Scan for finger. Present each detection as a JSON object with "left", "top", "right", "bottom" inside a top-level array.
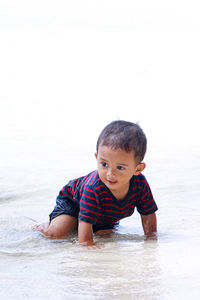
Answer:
[{"left": 87, "top": 243, "right": 104, "bottom": 250}]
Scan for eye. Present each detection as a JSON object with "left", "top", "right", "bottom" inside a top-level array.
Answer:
[
  {"left": 101, "top": 162, "right": 108, "bottom": 167},
  {"left": 117, "top": 166, "right": 125, "bottom": 171}
]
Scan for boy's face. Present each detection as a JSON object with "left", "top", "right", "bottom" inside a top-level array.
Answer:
[{"left": 95, "top": 144, "right": 145, "bottom": 200}]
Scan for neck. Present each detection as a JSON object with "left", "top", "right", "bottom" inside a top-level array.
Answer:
[{"left": 111, "top": 183, "right": 130, "bottom": 201}]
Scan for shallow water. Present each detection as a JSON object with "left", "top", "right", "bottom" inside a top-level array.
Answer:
[{"left": 1, "top": 141, "right": 200, "bottom": 299}]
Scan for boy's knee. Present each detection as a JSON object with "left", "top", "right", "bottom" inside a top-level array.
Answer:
[
  {"left": 39, "top": 215, "right": 77, "bottom": 239},
  {"left": 45, "top": 227, "right": 67, "bottom": 239}
]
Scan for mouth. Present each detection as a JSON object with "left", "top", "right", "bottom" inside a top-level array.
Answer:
[{"left": 107, "top": 179, "right": 117, "bottom": 185}]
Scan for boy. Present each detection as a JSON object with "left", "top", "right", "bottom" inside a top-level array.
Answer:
[{"left": 33, "top": 120, "right": 158, "bottom": 246}]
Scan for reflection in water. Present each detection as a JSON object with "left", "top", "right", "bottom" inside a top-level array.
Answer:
[
  {"left": 0, "top": 214, "right": 162, "bottom": 299},
  {"left": 56, "top": 237, "right": 161, "bottom": 299}
]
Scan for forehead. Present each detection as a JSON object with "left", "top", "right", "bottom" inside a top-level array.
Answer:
[{"left": 97, "top": 145, "right": 136, "bottom": 163}]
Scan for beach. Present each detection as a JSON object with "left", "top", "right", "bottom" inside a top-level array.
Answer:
[{"left": 1, "top": 1, "right": 200, "bottom": 299}]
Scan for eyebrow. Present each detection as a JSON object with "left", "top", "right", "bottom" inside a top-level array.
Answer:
[
  {"left": 116, "top": 163, "right": 128, "bottom": 166},
  {"left": 99, "top": 157, "right": 128, "bottom": 166}
]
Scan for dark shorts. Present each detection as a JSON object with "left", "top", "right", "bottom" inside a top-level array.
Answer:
[
  {"left": 49, "top": 197, "right": 119, "bottom": 233},
  {"left": 49, "top": 196, "right": 79, "bottom": 222}
]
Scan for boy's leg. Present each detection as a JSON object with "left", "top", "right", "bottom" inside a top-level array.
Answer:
[{"left": 33, "top": 214, "right": 77, "bottom": 239}]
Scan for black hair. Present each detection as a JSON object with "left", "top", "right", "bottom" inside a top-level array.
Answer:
[{"left": 96, "top": 120, "right": 147, "bottom": 163}]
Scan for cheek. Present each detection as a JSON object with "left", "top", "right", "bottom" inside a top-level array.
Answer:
[
  {"left": 97, "top": 165, "right": 105, "bottom": 175},
  {"left": 99, "top": 168, "right": 106, "bottom": 176},
  {"left": 119, "top": 171, "right": 133, "bottom": 181},
  {"left": 98, "top": 170, "right": 106, "bottom": 183}
]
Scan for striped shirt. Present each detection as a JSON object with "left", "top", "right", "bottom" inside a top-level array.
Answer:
[{"left": 58, "top": 170, "right": 157, "bottom": 227}]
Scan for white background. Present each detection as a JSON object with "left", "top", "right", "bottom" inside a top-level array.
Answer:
[{"left": 1, "top": 0, "right": 200, "bottom": 156}]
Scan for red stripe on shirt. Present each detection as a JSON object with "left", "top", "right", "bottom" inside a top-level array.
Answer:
[
  {"left": 98, "top": 214, "right": 119, "bottom": 221},
  {"left": 95, "top": 184, "right": 106, "bottom": 190},
  {"left": 142, "top": 204, "right": 157, "bottom": 213},
  {"left": 80, "top": 207, "right": 101, "bottom": 216},
  {"left": 136, "top": 179, "right": 146, "bottom": 183},
  {"left": 141, "top": 190, "right": 149, "bottom": 200},
  {"left": 72, "top": 180, "right": 77, "bottom": 194},
  {"left": 84, "top": 187, "right": 98, "bottom": 197},
  {"left": 100, "top": 197, "right": 113, "bottom": 201},
  {"left": 80, "top": 199, "right": 100, "bottom": 210},
  {"left": 132, "top": 186, "right": 138, "bottom": 191},
  {"left": 65, "top": 186, "right": 74, "bottom": 201},
  {"left": 98, "top": 191, "right": 108, "bottom": 196},
  {"left": 103, "top": 208, "right": 130, "bottom": 215},
  {"left": 102, "top": 203, "right": 131, "bottom": 210},
  {"left": 61, "top": 189, "right": 65, "bottom": 196},
  {"left": 80, "top": 193, "right": 97, "bottom": 201},
  {"left": 142, "top": 198, "right": 154, "bottom": 207},
  {"left": 128, "top": 193, "right": 140, "bottom": 201},
  {"left": 142, "top": 182, "right": 148, "bottom": 192},
  {"left": 79, "top": 213, "right": 97, "bottom": 222},
  {"left": 90, "top": 171, "right": 97, "bottom": 185}
]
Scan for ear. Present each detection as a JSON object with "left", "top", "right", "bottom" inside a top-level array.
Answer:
[
  {"left": 134, "top": 162, "right": 146, "bottom": 175},
  {"left": 95, "top": 153, "right": 98, "bottom": 159}
]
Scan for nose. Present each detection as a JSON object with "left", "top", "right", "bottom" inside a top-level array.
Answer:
[{"left": 107, "top": 167, "right": 116, "bottom": 178}]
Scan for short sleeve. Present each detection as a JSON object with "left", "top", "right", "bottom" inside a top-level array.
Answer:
[
  {"left": 78, "top": 186, "right": 101, "bottom": 224},
  {"left": 136, "top": 177, "right": 158, "bottom": 215}
]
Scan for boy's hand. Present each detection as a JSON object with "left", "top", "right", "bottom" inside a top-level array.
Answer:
[
  {"left": 78, "top": 220, "right": 104, "bottom": 249},
  {"left": 140, "top": 212, "right": 157, "bottom": 240},
  {"left": 80, "top": 241, "right": 104, "bottom": 250}
]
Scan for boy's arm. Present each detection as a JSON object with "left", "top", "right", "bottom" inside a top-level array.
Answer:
[
  {"left": 78, "top": 220, "right": 95, "bottom": 246},
  {"left": 140, "top": 212, "right": 157, "bottom": 240}
]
